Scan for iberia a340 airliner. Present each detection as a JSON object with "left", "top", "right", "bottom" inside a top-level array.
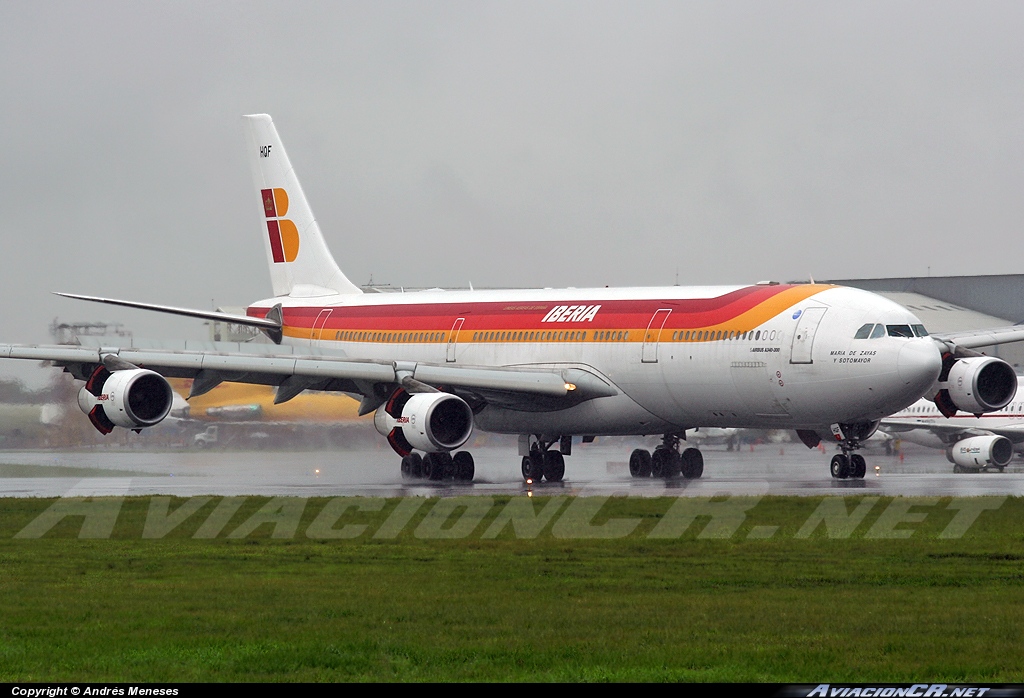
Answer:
[{"left": 6, "top": 115, "right": 1024, "bottom": 482}]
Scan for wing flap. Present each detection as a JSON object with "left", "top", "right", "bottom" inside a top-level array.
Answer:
[{"left": 413, "top": 364, "right": 567, "bottom": 396}]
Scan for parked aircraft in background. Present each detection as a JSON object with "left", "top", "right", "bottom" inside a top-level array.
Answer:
[
  {"left": 686, "top": 427, "right": 740, "bottom": 450},
  {"left": 3, "top": 115, "right": 1024, "bottom": 482},
  {"left": 169, "top": 380, "right": 364, "bottom": 423},
  {"left": 881, "top": 391, "right": 1024, "bottom": 472}
]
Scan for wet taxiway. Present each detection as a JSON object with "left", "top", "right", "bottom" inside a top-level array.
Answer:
[{"left": 0, "top": 442, "right": 1021, "bottom": 498}]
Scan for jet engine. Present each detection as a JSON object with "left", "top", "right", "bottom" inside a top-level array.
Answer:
[
  {"left": 374, "top": 389, "right": 474, "bottom": 455},
  {"left": 78, "top": 367, "right": 175, "bottom": 434},
  {"left": 946, "top": 435, "right": 1013, "bottom": 470},
  {"left": 936, "top": 356, "right": 1017, "bottom": 416}
]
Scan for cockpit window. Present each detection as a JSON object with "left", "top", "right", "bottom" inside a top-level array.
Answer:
[
  {"left": 886, "top": 324, "right": 914, "bottom": 338},
  {"left": 856, "top": 323, "right": 924, "bottom": 339}
]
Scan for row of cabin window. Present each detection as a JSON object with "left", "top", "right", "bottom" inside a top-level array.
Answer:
[
  {"left": 333, "top": 329, "right": 617, "bottom": 343},
  {"left": 670, "top": 329, "right": 776, "bottom": 342},
  {"left": 333, "top": 331, "right": 447, "bottom": 343},
  {"left": 472, "top": 330, "right": 603, "bottom": 342},
  {"left": 471, "top": 329, "right": 771, "bottom": 342},
  {"left": 907, "top": 403, "right": 1023, "bottom": 414},
  {"left": 330, "top": 328, "right": 775, "bottom": 343}
]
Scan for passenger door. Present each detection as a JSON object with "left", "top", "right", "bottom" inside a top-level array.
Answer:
[
  {"left": 641, "top": 309, "right": 673, "bottom": 363},
  {"left": 789, "top": 307, "right": 827, "bottom": 364}
]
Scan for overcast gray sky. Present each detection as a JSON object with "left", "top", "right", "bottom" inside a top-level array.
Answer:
[{"left": 2, "top": 1, "right": 1023, "bottom": 384}]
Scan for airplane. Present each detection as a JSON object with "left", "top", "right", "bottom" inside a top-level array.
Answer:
[
  {"left": 168, "top": 379, "right": 365, "bottom": 423},
  {"left": 4, "top": 113, "right": 1024, "bottom": 483},
  {"left": 880, "top": 388, "right": 1024, "bottom": 472},
  {"left": 684, "top": 427, "right": 740, "bottom": 450}
]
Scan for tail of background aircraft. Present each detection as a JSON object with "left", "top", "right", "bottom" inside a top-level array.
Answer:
[{"left": 242, "top": 114, "right": 362, "bottom": 297}]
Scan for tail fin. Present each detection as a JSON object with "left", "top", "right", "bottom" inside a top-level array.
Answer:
[{"left": 242, "top": 114, "right": 361, "bottom": 297}]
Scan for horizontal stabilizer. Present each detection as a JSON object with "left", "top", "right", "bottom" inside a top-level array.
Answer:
[{"left": 54, "top": 292, "right": 283, "bottom": 343}]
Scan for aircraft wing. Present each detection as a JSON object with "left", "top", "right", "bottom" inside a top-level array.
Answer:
[
  {"left": 931, "top": 326, "right": 1024, "bottom": 351},
  {"left": 0, "top": 339, "right": 617, "bottom": 415},
  {"left": 879, "top": 418, "right": 1024, "bottom": 444}
]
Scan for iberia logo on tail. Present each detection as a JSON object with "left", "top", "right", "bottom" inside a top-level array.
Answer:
[{"left": 262, "top": 188, "right": 299, "bottom": 263}]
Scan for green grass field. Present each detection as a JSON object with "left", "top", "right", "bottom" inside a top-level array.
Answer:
[{"left": 0, "top": 494, "right": 1021, "bottom": 682}]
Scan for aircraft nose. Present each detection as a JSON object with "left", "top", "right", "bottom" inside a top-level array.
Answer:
[{"left": 897, "top": 340, "right": 942, "bottom": 392}]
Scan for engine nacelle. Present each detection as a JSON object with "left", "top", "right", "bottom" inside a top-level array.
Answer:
[
  {"left": 374, "top": 390, "right": 474, "bottom": 454},
  {"left": 78, "top": 368, "right": 175, "bottom": 433},
  {"left": 941, "top": 356, "right": 1017, "bottom": 415},
  {"left": 946, "top": 435, "right": 1013, "bottom": 469}
]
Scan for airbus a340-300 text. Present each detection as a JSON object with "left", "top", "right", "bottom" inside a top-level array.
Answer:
[{"left": 6, "top": 115, "right": 1024, "bottom": 482}]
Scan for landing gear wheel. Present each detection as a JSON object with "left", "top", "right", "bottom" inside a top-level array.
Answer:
[
  {"left": 400, "top": 454, "right": 415, "bottom": 479},
  {"left": 453, "top": 451, "right": 475, "bottom": 481},
  {"left": 522, "top": 453, "right": 545, "bottom": 482},
  {"left": 401, "top": 453, "right": 424, "bottom": 479},
  {"left": 651, "top": 448, "right": 667, "bottom": 478},
  {"left": 680, "top": 448, "right": 704, "bottom": 479},
  {"left": 543, "top": 450, "right": 565, "bottom": 482},
  {"left": 851, "top": 454, "right": 867, "bottom": 479},
  {"left": 441, "top": 452, "right": 456, "bottom": 479},
  {"left": 666, "top": 450, "right": 682, "bottom": 478},
  {"left": 629, "top": 449, "right": 652, "bottom": 478},
  {"left": 423, "top": 452, "right": 448, "bottom": 481},
  {"left": 651, "top": 448, "right": 681, "bottom": 478},
  {"left": 830, "top": 454, "right": 850, "bottom": 479}
]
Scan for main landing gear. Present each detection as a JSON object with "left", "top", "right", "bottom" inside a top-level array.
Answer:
[
  {"left": 629, "top": 434, "right": 704, "bottom": 480},
  {"left": 400, "top": 451, "right": 475, "bottom": 482},
  {"left": 521, "top": 438, "right": 566, "bottom": 483},
  {"left": 516, "top": 433, "right": 705, "bottom": 484}
]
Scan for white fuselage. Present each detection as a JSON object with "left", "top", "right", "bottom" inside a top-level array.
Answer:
[{"left": 249, "top": 283, "right": 943, "bottom": 437}]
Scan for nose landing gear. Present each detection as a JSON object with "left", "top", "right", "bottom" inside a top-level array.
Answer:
[
  {"left": 828, "top": 423, "right": 874, "bottom": 480},
  {"left": 830, "top": 452, "right": 867, "bottom": 479},
  {"left": 801, "top": 425, "right": 872, "bottom": 480}
]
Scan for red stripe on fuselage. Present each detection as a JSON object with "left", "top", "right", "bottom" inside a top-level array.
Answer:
[{"left": 247, "top": 285, "right": 803, "bottom": 333}]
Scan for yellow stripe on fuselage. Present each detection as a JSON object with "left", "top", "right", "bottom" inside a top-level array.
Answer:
[{"left": 277, "top": 285, "right": 833, "bottom": 344}]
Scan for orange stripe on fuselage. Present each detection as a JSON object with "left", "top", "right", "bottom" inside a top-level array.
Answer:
[{"left": 257, "top": 284, "right": 834, "bottom": 343}]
